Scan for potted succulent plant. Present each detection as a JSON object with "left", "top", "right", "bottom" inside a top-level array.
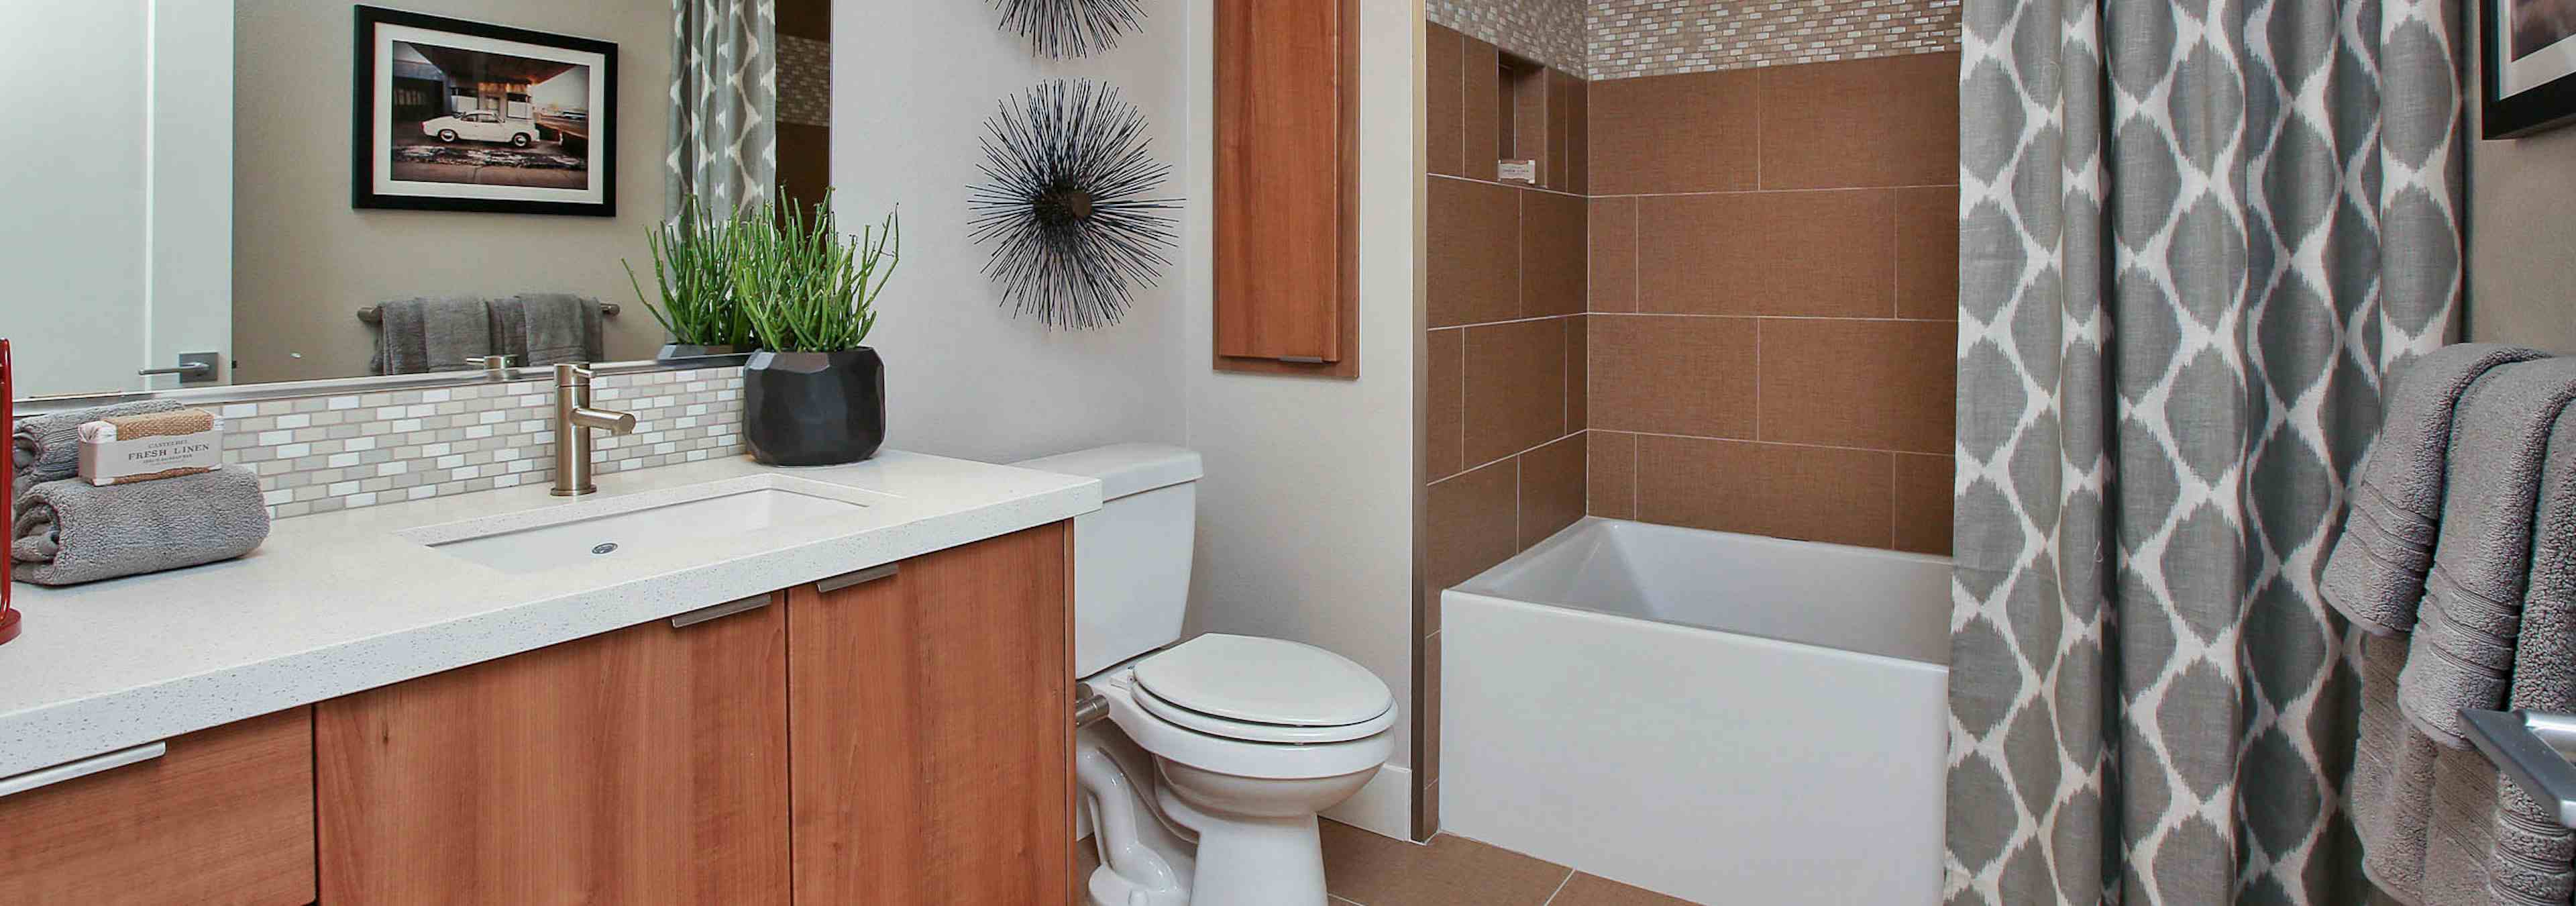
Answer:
[
  {"left": 627, "top": 195, "right": 753, "bottom": 359},
  {"left": 734, "top": 193, "right": 900, "bottom": 466}
]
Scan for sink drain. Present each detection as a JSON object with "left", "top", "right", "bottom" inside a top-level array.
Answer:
[{"left": 592, "top": 542, "right": 619, "bottom": 556}]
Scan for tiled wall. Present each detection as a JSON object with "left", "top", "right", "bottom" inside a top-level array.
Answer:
[
  {"left": 1428, "top": 0, "right": 1587, "bottom": 76},
  {"left": 211, "top": 366, "right": 745, "bottom": 519},
  {"left": 1585, "top": 51, "right": 1959, "bottom": 553},
  {"left": 1417, "top": 21, "right": 1592, "bottom": 839},
  {"left": 1586, "top": 0, "right": 1962, "bottom": 80}
]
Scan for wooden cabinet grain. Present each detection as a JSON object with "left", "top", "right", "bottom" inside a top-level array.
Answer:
[
  {"left": 315, "top": 597, "right": 791, "bottom": 905},
  {"left": 0, "top": 706, "right": 315, "bottom": 906},
  {"left": 1213, "top": 0, "right": 1359, "bottom": 377},
  {"left": 788, "top": 522, "right": 1075, "bottom": 904}
]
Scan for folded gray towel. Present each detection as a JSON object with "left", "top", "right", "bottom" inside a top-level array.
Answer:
[
  {"left": 2325, "top": 343, "right": 2549, "bottom": 636},
  {"left": 2356, "top": 633, "right": 2441, "bottom": 903},
  {"left": 370, "top": 296, "right": 493, "bottom": 375},
  {"left": 11, "top": 399, "right": 184, "bottom": 491},
  {"left": 10, "top": 466, "right": 270, "bottom": 585},
  {"left": 2357, "top": 405, "right": 2576, "bottom": 906},
  {"left": 2399, "top": 358, "right": 2576, "bottom": 748},
  {"left": 492, "top": 293, "right": 603, "bottom": 366}
]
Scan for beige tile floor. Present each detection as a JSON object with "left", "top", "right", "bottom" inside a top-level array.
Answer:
[{"left": 1076, "top": 819, "right": 1701, "bottom": 905}]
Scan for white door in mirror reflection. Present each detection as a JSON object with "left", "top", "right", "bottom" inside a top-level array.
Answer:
[
  {"left": 0, "top": 0, "right": 231, "bottom": 398},
  {"left": 421, "top": 111, "right": 538, "bottom": 148}
]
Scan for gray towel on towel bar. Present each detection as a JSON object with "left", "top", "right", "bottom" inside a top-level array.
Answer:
[
  {"left": 10, "top": 399, "right": 184, "bottom": 496},
  {"left": 370, "top": 296, "right": 493, "bottom": 375},
  {"left": 2355, "top": 632, "right": 2443, "bottom": 903},
  {"left": 2324, "top": 343, "right": 2549, "bottom": 636},
  {"left": 9, "top": 466, "right": 270, "bottom": 586},
  {"left": 2400, "top": 358, "right": 2576, "bottom": 749},
  {"left": 2465, "top": 404, "right": 2576, "bottom": 904},
  {"left": 490, "top": 293, "right": 603, "bottom": 366}
]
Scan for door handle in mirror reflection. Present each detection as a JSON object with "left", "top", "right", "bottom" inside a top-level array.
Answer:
[
  {"left": 136, "top": 352, "right": 220, "bottom": 386},
  {"left": 0, "top": 740, "right": 168, "bottom": 799},
  {"left": 815, "top": 563, "right": 899, "bottom": 595}
]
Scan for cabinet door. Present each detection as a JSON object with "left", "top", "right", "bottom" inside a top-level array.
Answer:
[
  {"left": 317, "top": 598, "right": 790, "bottom": 905},
  {"left": 1212, "top": 0, "right": 1358, "bottom": 376},
  {"left": 0, "top": 707, "right": 315, "bottom": 906},
  {"left": 790, "top": 523, "right": 1074, "bottom": 904}
]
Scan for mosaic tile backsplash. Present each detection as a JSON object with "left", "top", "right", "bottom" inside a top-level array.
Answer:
[
  {"left": 1585, "top": 0, "right": 1962, "bottom": 80},
  {"left": 208, "top": 366, "right": 744, "bottom": 519},
  {"left": 1430, "top": 0, "right": 1588, "bottom": 74}
]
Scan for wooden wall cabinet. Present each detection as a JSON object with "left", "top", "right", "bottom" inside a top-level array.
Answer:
[
  {"left": 1214, "top": 0, "right": 1360, "bottom": 378},
  {"left": 316, "top": 593, "right": 793, "bottom": 905},
  {"left": 0, "top": 707, "right": 316, "bottom": 906}
]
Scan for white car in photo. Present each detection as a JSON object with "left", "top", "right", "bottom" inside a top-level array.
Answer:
[{"left": 421, "top": 110, "right": 537, "bottom": 148}]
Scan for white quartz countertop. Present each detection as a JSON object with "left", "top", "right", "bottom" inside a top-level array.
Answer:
[{"left": 0, "top": 450, "right": 1102, "bottom": 778}]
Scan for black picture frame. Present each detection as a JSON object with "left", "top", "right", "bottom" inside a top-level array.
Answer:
[
  {"left": 2484, "top": 0, "right": 2576, "bottom": 138},
  {"left": 351, "top": 5, "right": 618, "bottom": 216}
]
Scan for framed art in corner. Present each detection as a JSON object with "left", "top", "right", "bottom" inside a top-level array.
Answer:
[
  {"left": 2486, "top": 0, "right": 2576, "bottom": 138},
  {"left": 351, "top": 5, "right": 617, "bottom": 215}
]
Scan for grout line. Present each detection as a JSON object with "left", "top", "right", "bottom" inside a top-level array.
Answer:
[
  {"left": 1585, "top": 311, "right": 1956, "bottom": 323},
  {"left": 1540, "top": 867, "right": 1578, "bottom": 905},
  {"left": 1888, "top": 190, "right": 1902, "bottom": 318},
  {"left": 1630, "top": 429, "right": 1641, "bottom": 517},
  {"left": 1889, "top": 454, "right": 1902, "bottom": 549},
  {"left": 1432, "top": 313, "right": 1588, "bottom": 331},
  {"left": 1515, "top": 189, "right": 1527, "bottom": 317},
  {"left": 1591, "top": 183, "right": 1961, "bottom": 199},
  {"left": 1592, "top": 427, "right": 1935, "bottom": 458},
  {"left": 1628, "top": 197, "right": 1639, "bottom": 314},
  {"left": 1752, "top": 319, "right": 1764, "bottom": 441},
  {"left": 1429, "top": 430, "right": 1584, "bottom": 487}
]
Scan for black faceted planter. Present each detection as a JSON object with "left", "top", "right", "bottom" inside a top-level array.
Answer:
[{"left": 743, "top": 349, "right": 885, "bottom": 466}]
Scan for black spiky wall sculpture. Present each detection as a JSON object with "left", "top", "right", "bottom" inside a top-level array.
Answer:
[
  {"left": 991, "top": 0, "right": 1145, "bottom": 59},
  {"left": 968, "top": 79, "right": 1180, "bottom": 330}
]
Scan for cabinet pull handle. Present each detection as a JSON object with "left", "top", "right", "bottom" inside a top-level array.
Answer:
[
  {"left": 669, "top": 592, "right": 773, "bottom": 629},
  {"left": 1277, "top": 355, "right": 1326, "bottom": 364},
  {"left": 0, "top": 741, "right": 168, "bottom": 799},
  {"left": 816, "top": 562, "right": 899, "bottom": 594}
]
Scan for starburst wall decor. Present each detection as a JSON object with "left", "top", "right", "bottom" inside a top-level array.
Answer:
[
  {"left": 968, "top": 79, "right": 1180, "bottom": 330},
  {"left": 991, "top": 0, "right": 1145, "bottom": 59}
]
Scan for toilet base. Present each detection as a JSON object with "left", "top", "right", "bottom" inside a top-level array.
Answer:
[
  {"left": 1077, "top": 726, "right": 1383, "bottom": 906},
  {"left": 1156, "top": 789, "right": 1328, "bottom": 906}
]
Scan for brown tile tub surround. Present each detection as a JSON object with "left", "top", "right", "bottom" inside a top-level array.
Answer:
[{"left": 1585, "top": 51, "right": 1960, "bottom": 557}]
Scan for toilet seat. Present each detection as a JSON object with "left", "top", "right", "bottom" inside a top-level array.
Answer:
[
  {"left": 1132, "top": 634, "right": 1393, "bottom": 727},
  {"left": 1131, "top": 682, "right": 1396, "bottom": 744}
]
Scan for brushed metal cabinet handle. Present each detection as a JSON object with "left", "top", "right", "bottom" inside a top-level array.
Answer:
[
  {"left": 816, "top": 563, "right": 899, "bottom": 595},
  {"left": 669, "top": 592, "right": 774, "bottom": 629},
  {"left": 0, "top": 741, "right": 168, "bottom": 799}
]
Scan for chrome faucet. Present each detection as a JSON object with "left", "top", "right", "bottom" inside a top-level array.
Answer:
[{"left": 551, "top": 364, "right": 637, "bottom": 497}]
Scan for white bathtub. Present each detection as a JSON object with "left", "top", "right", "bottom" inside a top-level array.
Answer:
[{"left": 1440, "top": 517, "right": 1950, "bottom": 905}]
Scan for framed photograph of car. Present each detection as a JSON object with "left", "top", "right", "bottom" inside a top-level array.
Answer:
[
  {"left": 351, "top": 6, "right": 616, "bottom": 215},
  {"left": 2486, "top": 0, "right": 2576, "bottom": 137}
]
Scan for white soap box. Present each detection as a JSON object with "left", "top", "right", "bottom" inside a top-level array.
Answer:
[{"left": 77, "top": 417, "right": 227, "bottom": 486}]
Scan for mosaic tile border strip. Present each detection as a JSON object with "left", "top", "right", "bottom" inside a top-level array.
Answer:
[
  {"left": 779, "top": 34, "right": 830, "bottom": 128},
  {"left": 1585, "top": 0, "right": 1962, "bottom": 81},
  {"left": 1430, "top": 0, "right": 1588, "bottom": 74},
  {"left": 210, "top": 366, "right": 745, "bottom": 520}
]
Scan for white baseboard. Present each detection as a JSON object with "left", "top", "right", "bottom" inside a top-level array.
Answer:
[{"left": 1319, "top": 763, "right": 1412, "bottom": 840}]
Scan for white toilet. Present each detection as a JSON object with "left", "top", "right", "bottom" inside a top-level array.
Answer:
[{"left": 1014, "top": 444, "right": 1395, "bottom": 906}]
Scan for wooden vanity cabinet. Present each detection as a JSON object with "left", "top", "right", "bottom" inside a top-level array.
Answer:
[
  {"left": 315, "top": 595, "right": 792, "bottom": 905},
  {"left": 0, "top": 707, "right": 316, "bottom": 906},
  {"left": 788, "top": 521, "right": 1075, "bottom": 904}
]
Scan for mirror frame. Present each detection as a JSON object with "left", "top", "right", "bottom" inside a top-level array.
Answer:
[{"left": 13, "top": 354, "right": 749, "bottom": 417}]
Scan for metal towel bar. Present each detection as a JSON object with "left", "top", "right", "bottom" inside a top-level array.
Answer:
[{"left": 358, "top": 301, "right": 621, "bottom": 323}]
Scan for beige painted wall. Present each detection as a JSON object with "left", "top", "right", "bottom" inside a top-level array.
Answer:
[
  {"left": 232, "top": 0, "right": 670, "bottom": 384},
  {"left": 2468, "top": 19, "right": 2576, "bottom": 353}
]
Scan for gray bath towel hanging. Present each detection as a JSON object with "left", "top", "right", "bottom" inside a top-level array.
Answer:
[{"left": 369, "top": 296, "right": 494, "bottom": 375}]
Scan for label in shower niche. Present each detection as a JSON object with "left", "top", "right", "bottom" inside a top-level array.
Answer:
[{"left": 1497, "top": 160, "right": 1539, "bottom": 184}]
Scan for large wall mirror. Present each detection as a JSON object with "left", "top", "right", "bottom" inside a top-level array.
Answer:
[{"left": 1, "top": 0, "right": 831, "bottom": 401}]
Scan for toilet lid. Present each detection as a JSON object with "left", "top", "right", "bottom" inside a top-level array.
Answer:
[
  {"left": 1132, "top": 683, "right": 1397, "bottom": 744},
  {"left": 1133, "top": 634, "right": 1393, "bottom": 728}
]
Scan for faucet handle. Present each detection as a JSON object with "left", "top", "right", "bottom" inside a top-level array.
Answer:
[
  {"left": 553, "top": 362, "right": 595, "bottom": 387},
  {"left": 464, "top": 355, "right": 513, "bottom": 378}
]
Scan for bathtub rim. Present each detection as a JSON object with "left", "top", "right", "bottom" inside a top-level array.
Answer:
[{"left": 1448, "top": 516, "right": 1955, "bottom": 668}]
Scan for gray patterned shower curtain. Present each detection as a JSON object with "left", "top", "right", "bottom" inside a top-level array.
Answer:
[
  {"left": 666, "top": 0, "right": 776, "bottom": 214},
  {"left": 1945, "top": 1, "right": 2464, "bottom": 903}
]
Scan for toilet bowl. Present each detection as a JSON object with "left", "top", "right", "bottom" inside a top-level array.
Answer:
[
  {"left": 1077, "top": 635, "right": 1395, "bottom": 906},
  {"left": 1010, "top": 445, "right": 1397, "bottom": 906}
]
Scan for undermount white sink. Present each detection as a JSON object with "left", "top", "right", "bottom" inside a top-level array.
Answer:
[{"left": 405, "top": 476, "right": 877, "bottom": 574}]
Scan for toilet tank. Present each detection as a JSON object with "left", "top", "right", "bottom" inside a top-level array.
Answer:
[{"left": 1011, "top": 444, "right": 1202, "bottom": 677}]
